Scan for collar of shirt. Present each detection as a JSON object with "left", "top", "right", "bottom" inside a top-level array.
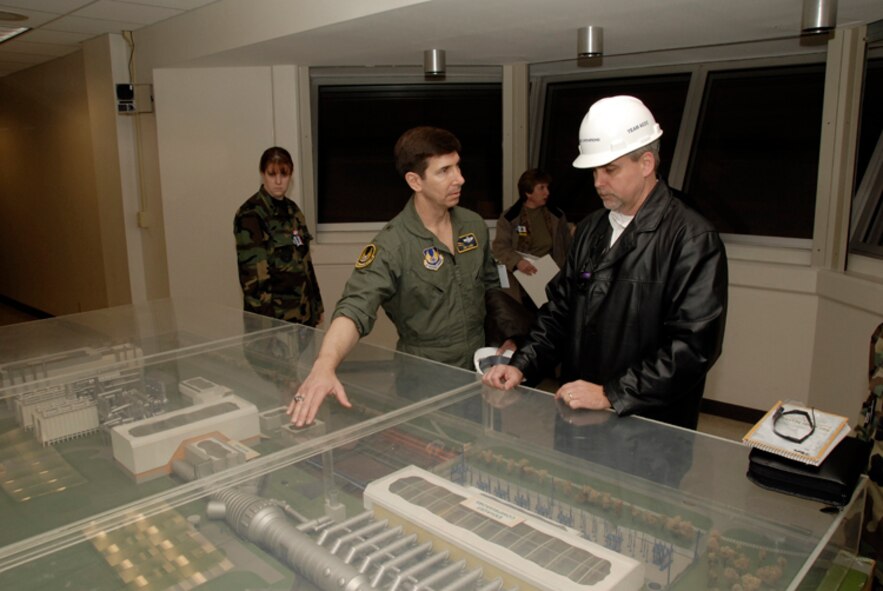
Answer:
[
  {"left": 608, "top": 210, "right": 634, "bottom": 246},
  {"left": 401, "top": 196, "right": 467, "bottom": 252}
]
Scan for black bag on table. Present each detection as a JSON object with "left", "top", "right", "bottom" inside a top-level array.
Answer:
[{"left": 747, "top": 436, "right": 872, "bottom": 507}]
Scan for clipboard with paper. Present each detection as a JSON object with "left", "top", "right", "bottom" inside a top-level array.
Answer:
[{"left": 741, "top": 400, "right": 850, "bottom": 467}]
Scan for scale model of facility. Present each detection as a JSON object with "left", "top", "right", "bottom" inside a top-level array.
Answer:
[
  {"left": 0, "top": 344, "right": 142, "bottom": 390},
  {"left": 206, "top": 467, "right": 643, "bottom": 591},
  {"left": 365, "top": 466, "right": 645, "bottom": 590},
  {"left": 111, "top": 382, "right": 259, "bottom": 481},
  {"left": 3, "top": 344, "right": 154, "bottom": 446}
]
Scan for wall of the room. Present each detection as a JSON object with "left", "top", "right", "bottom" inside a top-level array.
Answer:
[
  {"left": 153, "top": 66, "right": 278, "bottom": 311},
  {"left": 152, "top": 64, "right": 401, "bottom": 349},
  {"left": 0, "top": 49, "right": 112, "bottom": 315}
]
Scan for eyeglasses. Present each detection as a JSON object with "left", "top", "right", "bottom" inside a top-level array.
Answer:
[{"left": 772, "top": 405, "right": 816, "bottom": 444}]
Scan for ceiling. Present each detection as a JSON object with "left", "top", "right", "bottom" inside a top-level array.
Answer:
[
  {"left": 0, "top": 0, "right": 216, "bottom": 77},
  {"left": 1, "top": 0, "right": 882, "bottom": 79}
]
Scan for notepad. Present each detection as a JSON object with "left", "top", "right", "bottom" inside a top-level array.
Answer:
[
  {"left": 513, "top": 252, "right": 560, "bottom": 307},
  {"left": 741, "top": 400, "right": 850, "bottom": 466}
]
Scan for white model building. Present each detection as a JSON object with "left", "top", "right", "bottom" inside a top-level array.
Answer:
[
  {"left": 33, "top": 397, "right": 100, "bottom": 445},
  {"left": 178, "top": 377, "right": 233, "bottom": 405},
  {"left": 364, "top": 466, "right": 645, "bottom": 591},
  {"left": 0, "top": 344, "right": 142, "bottom": 390},
  {"left": 259, "top": 406, "right": 289, "bottom": 433},
  {"left": 14, "top": 384, "right": 70, "bottom": 429},
  {"left": 111, "top": 394, "right": 259, "bottom": 481},
  {"left": 171, "top": 437, "right": 251, "bottom": 481},
  {"left": 5, "top": 343, "right": 146, "bottom": 447}
]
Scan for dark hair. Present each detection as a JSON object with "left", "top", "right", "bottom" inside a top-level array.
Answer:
[
  {"left": 259, "top": 146, "right": 294, "bottom": 174},
  {"left": 393, "top": 126, "right": 461, "bottom": 178},
  {"left": 517, "top": 168, "right": 552, "bottom": 202}
]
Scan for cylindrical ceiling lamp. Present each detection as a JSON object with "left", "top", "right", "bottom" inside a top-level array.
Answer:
[
  {"left": 424, "top": 49, "right": 446, "bottom": 78},
  {"left": 577, "top": 26, "right": 603, "bottom": 58},
  {"left": 801, "top": 0, "right": 837, "bottom": 35}
]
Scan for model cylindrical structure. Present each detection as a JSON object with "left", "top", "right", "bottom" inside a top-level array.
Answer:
[{"left": 209, "top": 489, "right": 372, "bottom": 591}]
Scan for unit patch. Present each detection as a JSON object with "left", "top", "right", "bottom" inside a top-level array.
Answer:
[
  {"left": 516, "top": 225, "right": 528, "bottom": 237},
  {"left": 423, "top": 246, "right": 444, "bottom": 271},
  {"left": 456, "top": 233, "right": 479, "bottom": 253},
  {"left": 355, "top": 243, "right": 378, "bottom": 269}
]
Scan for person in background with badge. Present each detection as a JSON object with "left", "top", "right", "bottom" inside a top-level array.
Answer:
[
  {"left": 234, "top": 146, "right": 324, "bottom": 326},
  {"left": 489, "top": 168, "right": 572, "bottom": 349},
  {"left": 288, "top": 126, "right": 499, "bottom": 426}
]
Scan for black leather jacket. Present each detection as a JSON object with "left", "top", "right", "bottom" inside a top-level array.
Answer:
[{"left": 510, "top": 181, "right": 728, "bottom": 428}]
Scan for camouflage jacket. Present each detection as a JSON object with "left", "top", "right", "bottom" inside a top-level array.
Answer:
[{"left": 234, "top": 187, "right": 323, "bottom": 326}]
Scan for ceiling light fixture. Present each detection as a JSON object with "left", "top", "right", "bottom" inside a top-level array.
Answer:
[
  {"left": 801, "top": 0, "right": 838, "bottom": 35},
  {"left": 0, "top": 25, "right": 29, "bottom": 44},
  {"left": 577, "top": 26, "right": 603, "bottom": 58},
  {"left": 424, "top": 49, "right": 446, "bottom": 78}
]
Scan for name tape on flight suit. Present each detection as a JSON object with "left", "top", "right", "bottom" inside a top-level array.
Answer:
[{"left": 457, "top": 233, "right": 479, "bottom": 253}]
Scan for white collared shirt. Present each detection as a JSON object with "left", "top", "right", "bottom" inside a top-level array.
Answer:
[{"left": 609, "top": 210, "right": 634, "bottom": 246}]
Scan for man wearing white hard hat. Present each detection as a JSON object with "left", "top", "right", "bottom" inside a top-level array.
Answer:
[{"left": 483, "top": 95, "right": 728, "bottom": 429}]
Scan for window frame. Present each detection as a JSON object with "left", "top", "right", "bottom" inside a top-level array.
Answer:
[
  {"left": 848, "top": 26, "right": 883, "bottom": 260},
  {"left": 307, "top": 66, "right": 503, "bottom": 237},
  {"left": 529, "top": 50, "right": 829, "bottom": 255}
]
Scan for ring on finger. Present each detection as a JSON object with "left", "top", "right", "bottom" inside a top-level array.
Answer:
[
  {"left": 293, "top": 394, "right": 305, "bottom": 403},
  {"left": 567, "top": 392, "right": 573, "bottom": 402}
]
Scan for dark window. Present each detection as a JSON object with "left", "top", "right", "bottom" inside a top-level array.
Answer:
[
  {"left": 849, "top": 57, "right": 883, "bottom": 257},
  {"left": 538, "top": 75, "right": 691, "bottom": 224},
  {"left": 317, "top": 84, "right": 502, "bottom": 224},
  {"left": 855, "top": 58, "right": 883, "bottom": 184},
  {"left": 684, "top": 65, "right": 826, "bottom": 238}
]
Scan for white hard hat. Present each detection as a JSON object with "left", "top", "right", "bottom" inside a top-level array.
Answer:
[
  {"left": 473, "top": 347, "right": 513, "bottom": 374},
  {"left": 572, "top": 95, "right": 663, "bottom": 169}
]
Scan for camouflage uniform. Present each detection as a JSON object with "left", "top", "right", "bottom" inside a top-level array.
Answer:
[{"left": 234, "top": 187, "right": 323, "bottom": 326}]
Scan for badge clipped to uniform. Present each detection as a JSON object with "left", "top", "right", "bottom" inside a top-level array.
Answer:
[
  {"left": 456, "top": 232, "right": 479, "bottom": 254},
  {"left": 423, "top": 246, "right": 444, "bottom": 271},
  {"left": 291, "top": 229, "right": 304, "bottom": 247},
  {"left": 516, "top": 224, "right": 528, "bottom": 237}
]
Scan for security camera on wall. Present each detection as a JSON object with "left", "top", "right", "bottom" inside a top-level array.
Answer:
[{"left": 115, "top": 83, "right": 154, "bottom": 114}]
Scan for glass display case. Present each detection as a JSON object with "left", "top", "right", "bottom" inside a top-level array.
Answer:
[
  {"left": 0, "top": 298, "right": 290, "bottom": 383},
  {"left": 0, "top": 301, "right": 866, "bottom": 590}
]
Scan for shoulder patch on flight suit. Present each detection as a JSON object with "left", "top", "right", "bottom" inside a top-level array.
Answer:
[
  {"left": 423, "top": 246, "right": 444, "bottom": 271},
  {"left": 355, "top": 243, "right": 377, "bottom": 269},
  {"left": 456, "top": 232, "right": 479, "bottom": 253}
]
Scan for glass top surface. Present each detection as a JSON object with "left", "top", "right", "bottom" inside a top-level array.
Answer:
[
  {"left": 0, "top": 299, "right": 290, "bottom": 401},
  {"left": 0, "top": 301, "right": 862, "bottom": 590}
]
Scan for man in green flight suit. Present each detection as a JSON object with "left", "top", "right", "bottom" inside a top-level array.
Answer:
[{"left": 288, "top": 126, "right": 499, "bottom": 426}]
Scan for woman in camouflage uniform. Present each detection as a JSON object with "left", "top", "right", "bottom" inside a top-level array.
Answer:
[{"left": 234, "top": 147, "right": 323, "bottom": 326}]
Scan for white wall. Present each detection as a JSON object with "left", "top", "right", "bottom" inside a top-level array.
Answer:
[
  {"left": 154, "top": 66, "right": 280, "bottom": 309},
  {"left": 809, "top": 269, "right": 883, "bottom": 418},
  {"left": 706, "top": 260, "right": 819, "bottom": 410},
  {"left": 153, "top": 65, "right": 400, "bottom": 344}
]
